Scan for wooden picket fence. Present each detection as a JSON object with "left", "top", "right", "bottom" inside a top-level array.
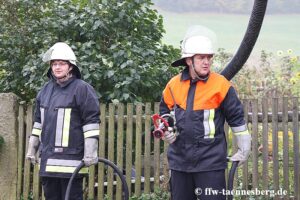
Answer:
[{"left": 16, "top": 97, "right": 299, "bottom": 200}]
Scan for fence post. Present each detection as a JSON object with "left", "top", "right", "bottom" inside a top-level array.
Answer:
[
  {"left": 292, "top": 97, "right": 299, "bottom": 200},
  {"left": 107, "top": 103, "right": 115, "bottom": 199},
  {"left": 0, "top": 93, "right": 19, "bottom": 200},
  {"left": 262, "top": 98, "right": 269, "bottom": 192},
  {"left": 98, "top": 104, "right": 106, "bottom": 200},
  {"left": 134, "top": 103, "right": 143, "bottom": 196},
  {"left": 251, "top": 99, "right": 259, "bottom": 190},
  {"left": 116, "top": 103, "right": 125, "bottom": 200}
]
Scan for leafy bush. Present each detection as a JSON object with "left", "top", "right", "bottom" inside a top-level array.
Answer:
[
  {"left": 230, "top": 49, "right": 300, "bottom": 98},
  {"left": 1, "top": 0, "right": 298, "bottom": 103},
  {"left": 0, "top": 0, "right": 180, "bottom": 102}
]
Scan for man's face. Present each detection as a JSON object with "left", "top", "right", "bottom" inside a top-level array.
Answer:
[
  {"left": 51, "top": 60, "right": 72, "bottom": 79},
  {"left": 186, "top": 54, "right": 213, "bottom": 77}
]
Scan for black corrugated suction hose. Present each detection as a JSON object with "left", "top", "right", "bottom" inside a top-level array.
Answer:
[
  {"left": 65, "top": 159, "right": 238, "bottom": 200},
  {"left": 227, "top": 161, "right": 239, "bottom": 200},
  {"left": 65, "top": 158, "right": 129, "bottom": 200},
  {"left": 221, "top": 0, "right": 268, "bottom": 81}
]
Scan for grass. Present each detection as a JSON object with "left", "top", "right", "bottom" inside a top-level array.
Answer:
[{"left": 156, "top": 9, "right": 300, "bottom": 57}]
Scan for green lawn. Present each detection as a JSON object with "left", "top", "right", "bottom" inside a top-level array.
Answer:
[{"left": 157, "top": 10, "right": 300, "bottom": 57}]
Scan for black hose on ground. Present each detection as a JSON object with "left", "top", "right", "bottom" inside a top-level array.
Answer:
[
  {"left": 65, "top": 158, "right": 129, "bottom": 200},
  {"left": 227, "top": 161, "right": 239, "bottom": 200}
]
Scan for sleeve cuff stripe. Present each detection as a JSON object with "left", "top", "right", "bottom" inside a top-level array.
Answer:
[
  {"left": 231, "top": 125, "right": 247, "bottom": 133},
  {"left": 84, "top": 130, "right": 99, "bottom": 138},
  {"left": 32, "top": 128, "right": 41, "bottom": 136},
  {"left": 234, "top": 130, "right": 249, "bottom": 136},
  {"left": 83, "top": 123, "right": 100, "bottom": 132}
]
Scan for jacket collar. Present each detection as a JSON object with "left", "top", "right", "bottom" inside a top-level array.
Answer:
[
  {"left": 180, "top": 67, "right": 210, "bottom": 83},
  {"left": 52, "top": 76, "right": 77, "bottom": 88}
]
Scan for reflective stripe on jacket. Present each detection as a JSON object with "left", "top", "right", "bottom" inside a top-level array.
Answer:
[
  {"left": 32, "top": 77, "right": 100, "bottom": 178},
  {"left": 160, "top": 68, "right": 249, "bottom": 172}
]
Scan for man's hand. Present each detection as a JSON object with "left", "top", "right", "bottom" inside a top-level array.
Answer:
[
  {"left": 83, "top": 138, "right": 98, "bottom": 167},
  {"left": 230, "top": 134, "right": 251, "bottom": 166},
  {"left": 26, "top": 136, "right": 40, "bottom": 165},
  {"left": 162, "top": 127, "right": 176, "bottom": 144}
]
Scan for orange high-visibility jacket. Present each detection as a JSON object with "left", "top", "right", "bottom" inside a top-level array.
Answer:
[{"left": 159, "top": 68, "right": 249, "bottom": 172}]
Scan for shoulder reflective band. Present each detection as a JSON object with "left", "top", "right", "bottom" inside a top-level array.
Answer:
[
  {"left": 83, "top": 123, "right": 99, "bottom": 138},
  {"left": 55, "top": 108, "right": 72, "bottom": 147},
  {"left": 45, "top": 158, "right": 88, "bottom": 174},
  {"left": 231, "top": 125, "right": 249, "bottom": 135},
  {"left": 203, "top": 109, "right": 216, "bottom": 139},
  {"left": 32, "top": 122, "right": 42, "bottom": 137}
]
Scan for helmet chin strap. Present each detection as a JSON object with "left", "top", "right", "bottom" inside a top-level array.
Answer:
[
  {"left": 58, "top": 71, "right": 72, "bottom": 82},
  {"left": 52, "top": 67, "right": 73, "bottom": 84},
  {"left": 191, "top": 56, "right": 209, "bottom": 81}
]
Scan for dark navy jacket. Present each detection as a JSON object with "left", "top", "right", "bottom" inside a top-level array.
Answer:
[{"left": 31, "top": 77, "right": 100, "bottom": 178}]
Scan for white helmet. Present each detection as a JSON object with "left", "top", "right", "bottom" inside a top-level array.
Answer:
[
  {"left": 43, "top": 42, "right": 81, "bottom": 78},
  {"left": 43, "top": 42, "right": 77, "bottom": 65},
  {"left": 182, "top": 35, "right": 214, "bottom": 57},
  {"left": 172, "top": 25, "right": 216, "bottom": 67}
]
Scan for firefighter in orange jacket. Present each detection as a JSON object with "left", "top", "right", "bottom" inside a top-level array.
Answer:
[{"left": 159, "top": 32, "right": 251, "bottom": 200}]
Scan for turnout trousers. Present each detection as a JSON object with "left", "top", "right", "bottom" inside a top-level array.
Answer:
[
  {"left": 41, "top": 177, "right": 83, "bottom": 200},
  {"left": 170, "top": 169, "right": 226, "bottom": 200}
]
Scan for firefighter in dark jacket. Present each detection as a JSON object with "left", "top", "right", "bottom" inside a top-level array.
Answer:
[
  {"left": 26, "top": 42, "right": 100, "bottom": 200},
  {"left": 159, "top": 30, "right": 251, "bottom": 200}
]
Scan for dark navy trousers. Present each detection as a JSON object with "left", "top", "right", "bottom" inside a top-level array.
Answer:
[
  {"left": 42, "top": 177, "right": 83, "bottom": 200},
  {"left": 170, "top": 169, "right": 226, "bottom": 200}
]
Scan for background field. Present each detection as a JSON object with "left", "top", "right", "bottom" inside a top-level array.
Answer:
[{"left": 156, "top": 9, "right": 300, "bottom": 58}]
